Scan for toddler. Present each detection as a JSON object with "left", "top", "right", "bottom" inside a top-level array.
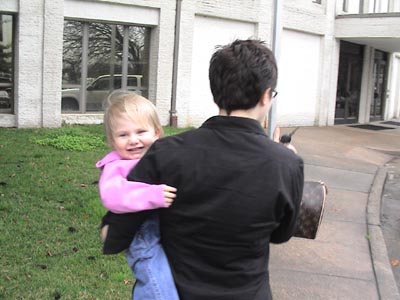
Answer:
[{"left": 97, "top": 91, "right": 179, "bottom": 300}]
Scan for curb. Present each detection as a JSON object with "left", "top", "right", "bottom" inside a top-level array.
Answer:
[{"left": 367, "top": 166, "right": 400, "bottom": 300}]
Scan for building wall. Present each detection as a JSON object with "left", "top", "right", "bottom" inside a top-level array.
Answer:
[
  {"left": 175, "top": 0, "right": 273, "bottom": 127},
  {"left": 62, "top": 0, "right": 176, "bottom": 127},
  {"left": 0, "top": 0, "right": 63, "bottom": 128},
  {"left": 17, "top": 0, "right": 46, "bottom": 127},
  {"left": 0, "top": 0, "right": 399, "bottom": 128},
  {"left": 177, "top": 0, "right": 339, "bottom": 127},
  {"left": 277, "top": 0, "right": 339, "bottom": 126},
  {"left": 0, "top": 0, "right": 177, "bottom": 127},
  {"left": 188, "top": 16, "right": 256, "bottom": 127},
  {"left": 42, "top": 0, "right": 64, "bottom": 128},
  {"left": 182, "top": 0, "right": 400, "bottom": 126},
  {"left": 277, "top": 29, "right": 322, "bottom": 126}
]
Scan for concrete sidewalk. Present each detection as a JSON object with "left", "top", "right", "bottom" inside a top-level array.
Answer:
[{"left": 269, "top": 120, "right": 400, "bottom": 300}]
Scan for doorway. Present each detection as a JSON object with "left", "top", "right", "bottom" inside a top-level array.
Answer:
[
  {"left": 335, "top": 41, "right": 364, "bottom": 124},
  {"left": 370, "top": 50, "right": 388, "bottom": 121}
]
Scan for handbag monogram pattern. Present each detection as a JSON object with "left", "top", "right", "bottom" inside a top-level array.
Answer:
[{"left": 294, "top": 181, "right": 327, "bottom": 239}]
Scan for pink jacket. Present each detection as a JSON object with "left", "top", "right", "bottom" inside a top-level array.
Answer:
[{"left": 96, "top": 151, "right": 166, "bottom": 214}]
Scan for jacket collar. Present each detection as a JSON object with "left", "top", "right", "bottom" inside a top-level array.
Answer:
[
  {"left": 201, "top": 116, "right": 267, "bottom": 136},
  {"left": 96, "top": 150, "right": 122, "bottom": 168}
]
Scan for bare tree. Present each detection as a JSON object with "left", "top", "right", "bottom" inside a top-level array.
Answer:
[{"left": 62, "top": 20, "right": 148, "bottom": 83}]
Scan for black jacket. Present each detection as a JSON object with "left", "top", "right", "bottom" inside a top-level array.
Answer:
[{"left": 102, "top": 116, "right": 304, "bottom": 300}]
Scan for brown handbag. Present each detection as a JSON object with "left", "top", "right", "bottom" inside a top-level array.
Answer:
[{"left": 294, "top": 181, "right": 327, "bottom": 239}]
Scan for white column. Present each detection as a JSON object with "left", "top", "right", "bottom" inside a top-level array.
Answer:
[
  {"left": 318, "top": 0, "right": 338, "bottom": 126},
  {"left": 358, "top": 47, "right": 374, "bottom": 123},
  {"left": 362, "top": 0, "right": 373, "bottom": 13},
  {"left": 41, "top": 0, "right": 64, "bottom": 127},
  {"left": 388, "top": 0, "right": 399, "bottom": 12},
  {"left": 395, "top": 55, "right": 400, "bottom": 118},
  {"left": 385, "top": 54, "right": 400, "bottom": 119},
  {"left": 16, "top": 0, "right": 44, "bottom": 127},
  {"left": 267, "top": 0, "right": 282, "bottom": 137}
]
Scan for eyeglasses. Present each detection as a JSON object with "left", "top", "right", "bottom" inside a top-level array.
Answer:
[{"left": 271, "top": 90, "right": 278, "bottom": 99}]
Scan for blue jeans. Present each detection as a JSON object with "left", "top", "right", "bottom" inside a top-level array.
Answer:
[{"left": 126, "top": 213, "right": 179, "bottom": 300}]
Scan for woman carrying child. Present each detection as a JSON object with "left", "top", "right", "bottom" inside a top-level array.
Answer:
[{"left": 96, "top": 91, "right": 179, "bottom": 300}]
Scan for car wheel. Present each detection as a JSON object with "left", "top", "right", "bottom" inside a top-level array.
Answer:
[{"left": 62, "top": 98, "right": 79, "bottom": 111}]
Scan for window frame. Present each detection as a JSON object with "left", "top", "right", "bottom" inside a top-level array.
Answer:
[
  {"left": 0, "top": 13, "right": 15, "bottom": 114},
  {"left": 61, "top": 19, "right": 151, "bottom": 114}
]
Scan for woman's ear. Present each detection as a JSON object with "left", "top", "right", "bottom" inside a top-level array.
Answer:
[
  {"left": 256, "top": 89, "right": 273, "bottom": 123},
  {"left": 261, "top": 88, "right": 272, "bottom": 106}
]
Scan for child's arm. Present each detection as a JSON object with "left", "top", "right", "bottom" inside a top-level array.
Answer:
[{"left": 99, "top": 161, "right": 177, "bottom": 214}]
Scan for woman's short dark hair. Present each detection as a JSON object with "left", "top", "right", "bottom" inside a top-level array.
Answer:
[{"left": 209, "top": 39, "right": 278, "bottom": 115}]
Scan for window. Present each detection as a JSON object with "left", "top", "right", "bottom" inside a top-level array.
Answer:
[
  {"left": 62, "top": 20, "right": 150, "bottom": 113},
  {"left": 335, "top": 41, "right": 363, "bottom": 123},
  {"left": 371, "top": 50, "right": 388, "bottom": 119},
  {"left": 0, "top": 14, "right": 14, "bottom": 113}
]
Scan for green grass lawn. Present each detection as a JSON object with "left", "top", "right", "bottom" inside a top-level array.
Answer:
[{"left": 0, "top": 124, "right": 191, "bottom": 300}]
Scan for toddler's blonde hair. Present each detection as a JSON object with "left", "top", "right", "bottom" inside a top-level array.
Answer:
[{"left": 103, "top": 91, "right": 163, "bottom": 146}]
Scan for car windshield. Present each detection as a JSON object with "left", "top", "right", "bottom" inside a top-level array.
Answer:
[{"left": 91, "top": 76, "right": 138, "bottom": 90}]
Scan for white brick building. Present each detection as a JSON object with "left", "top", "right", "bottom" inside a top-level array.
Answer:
[{"left": 0, "top": 0, "right": 399, "bottom": 128}]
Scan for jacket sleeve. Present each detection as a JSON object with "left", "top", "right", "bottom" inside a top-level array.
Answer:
[
  {"left": 102, "top": 210, "right": 151, "bottom": 254},
  {"left": 99, "top": 161, "right": 166, "bottom": 214},
  {"left": 101, "top": 145, "right": 163, "bottom": 254},
  {"left": 270, "top": 155, "right": 304, "bottom": 243}
]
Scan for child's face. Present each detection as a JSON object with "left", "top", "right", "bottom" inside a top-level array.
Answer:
[{"left": 111, "top": 113, "right": 160, "bottom": 160}]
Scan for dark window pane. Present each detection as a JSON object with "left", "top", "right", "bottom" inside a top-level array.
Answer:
[
  {"left": 0, "top": 14, "right": 14, "bottom": 112},
  {"left": 371, "top": 50, "right": 388, "bottom": 118},
  {"left": 62, "top": 20, "right": 82, "bottom": 111},
  {"left": 62, "top": 20, "right": 150, "bottom": 113},
  {"left": 128, "top": 26, "right": 150, "bottom": 97},
  {"left": 335, "top": 41, "right": 363, "bottom": 122},
  {"left": 127, "top": 77, "right": 138, "bottom": 86}
]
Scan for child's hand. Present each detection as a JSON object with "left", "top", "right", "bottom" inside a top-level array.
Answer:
[
  {"left": 273, "top": 126, "right": 281, "bottom": 143},
  {"left": 101, "top": 225, "right": 109, "bottom": 244},
  {"left": 162, "top": 184, "right": 177, "bottom": 207}
]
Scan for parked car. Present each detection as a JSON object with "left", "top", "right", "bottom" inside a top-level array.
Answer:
[
  {"left": 61, "top": 74, "right": 143, "bottom": 111},
  {"left": 0, "top": 75, "right": 12, "bottom": 109},
  {"left": 0, "top": 90, "right": 10, "bottom": 109}
]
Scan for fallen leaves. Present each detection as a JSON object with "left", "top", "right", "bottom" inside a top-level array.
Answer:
[
  {"left": 37, "top": 264, "right": 48, "bottom": 270},
  {"left": 391, "top": 259, "right": 399, "bottom": 267},
  {"left": 54, "top": 291, "right": 61, "bottom": 299},
  {"left": 68, "top": 226, "right": 77, "bottom": 233}
]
